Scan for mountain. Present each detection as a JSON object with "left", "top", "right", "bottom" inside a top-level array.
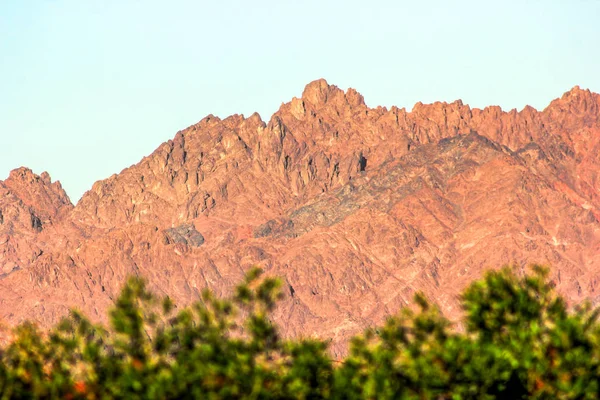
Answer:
[{"left": 1, "top": 80, "right": 600, "bottom": 356}]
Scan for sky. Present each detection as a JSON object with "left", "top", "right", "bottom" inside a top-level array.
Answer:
[{"left": 1, "top": 0, "right": 599, "bottom": 202}]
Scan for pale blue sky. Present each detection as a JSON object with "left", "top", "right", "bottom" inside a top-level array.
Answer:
[{"left": 1, "top": 1, "right": 599, "bottom": 202}]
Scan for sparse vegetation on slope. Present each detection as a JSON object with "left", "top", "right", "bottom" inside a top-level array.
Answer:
[{"left": 1, "top": 266, "right": 599, "bottom": 399}]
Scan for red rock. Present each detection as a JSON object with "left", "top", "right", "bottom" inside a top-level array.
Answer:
[{"left": 1, "top": 80, "right": 600, "bottom": 357}]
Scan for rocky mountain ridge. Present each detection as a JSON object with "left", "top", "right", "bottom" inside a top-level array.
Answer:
[{"left": 2, "top": 80, "right": 600, "bottom": 356}]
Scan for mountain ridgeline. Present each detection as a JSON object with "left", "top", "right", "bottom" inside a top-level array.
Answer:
[{"left": 1, "top": 80, "right": 600, "bottom": 356}]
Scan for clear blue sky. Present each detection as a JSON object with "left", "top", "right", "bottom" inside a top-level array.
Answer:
[{"left": 1, "top": 0, "right": 599, "bottom": 202}]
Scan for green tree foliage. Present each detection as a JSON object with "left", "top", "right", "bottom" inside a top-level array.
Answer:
[{"left": 0, "top": 265, "right": 599, "bottom": 399}]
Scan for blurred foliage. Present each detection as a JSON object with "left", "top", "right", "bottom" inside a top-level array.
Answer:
[{"left": 1, "top": 265, "right": 600, "bottom": 399}]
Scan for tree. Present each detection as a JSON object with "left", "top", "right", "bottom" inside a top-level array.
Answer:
[{"left": 1, "top": 265, "right": 599, "bottom": 399}]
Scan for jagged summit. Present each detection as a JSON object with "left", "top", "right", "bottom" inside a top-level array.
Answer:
[
  {"left": 302, "top": 78, "right": 331, "bottom": 104},
  {"left": 3, "top": 167, "right": 72, "bottom": 218},
  {"left": 548, "top": 85, "right": 600, "bottom": 116},
  {"left": 1, "top": 82, "right": 600, "bottom": 356},
  {"left": 299, "top": 78, "right": 366, "bottom": 109}
]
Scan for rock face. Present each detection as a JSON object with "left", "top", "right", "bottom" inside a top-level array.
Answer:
[{"left": 2, "top": 81, "right": 600, "bottom": 356}]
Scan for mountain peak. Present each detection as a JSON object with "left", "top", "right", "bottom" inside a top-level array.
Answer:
[
  {"left": 543, "top": 85, "right": 600, "bottom": 118},
  {"left": 300, "top": 79, "right": 367, "bottom": 112},
  {"left": 561, "top": 85, "right": 593, "bottom": 101},
  {"left": 301, "top": 78, "right": 334, "bottom": 105},
  {"left": 2, "top": 168, "right": 72, "bottom": 220},
  {"left": 7, "top": 167, "right": 38, "bottom": 183}
]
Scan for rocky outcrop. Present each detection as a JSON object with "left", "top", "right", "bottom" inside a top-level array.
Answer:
[
  {"left": 1, "top": 80, "right": 600, "bottom": 357},
  {"left": 164, "top": 223, "right": 205, "bottom": 247}
]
